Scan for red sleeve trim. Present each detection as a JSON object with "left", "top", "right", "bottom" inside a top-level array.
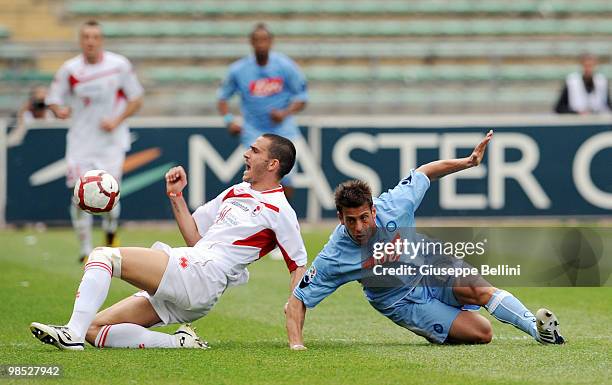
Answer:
[{"left": 276, "top": 239, "right": 298, "bottom": 273}]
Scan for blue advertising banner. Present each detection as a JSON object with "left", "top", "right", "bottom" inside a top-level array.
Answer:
[{"left": 4, "top": 116, "right": 612, "bottom": 222}]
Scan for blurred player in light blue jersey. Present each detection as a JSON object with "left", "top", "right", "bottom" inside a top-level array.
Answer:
[
  {"left": 286, "top": 131, "right": 565, "bottom": 350},
  {"left": 217, "top": 23, "right": 308, "bottom": 198}
]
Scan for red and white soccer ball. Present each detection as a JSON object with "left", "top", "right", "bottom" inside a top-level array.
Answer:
[{"left": 73, "top": 170, "right": 120, "bottom": 214}]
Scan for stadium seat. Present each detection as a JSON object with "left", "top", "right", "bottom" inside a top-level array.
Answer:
[
  {"left": 0, "top": 70, "right": 53, "bottom": 82},
  {"left": 0, "top": 25, "right": 10, "bottom": 39},
  {"left": 0, "top": 44, "right": 35, "bottom": 60}
]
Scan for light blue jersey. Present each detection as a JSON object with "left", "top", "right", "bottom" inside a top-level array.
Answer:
[
  {"left": 217, "top": 52, "right": 308, "bottom": 147},
  {"left": 294, "top": 169, "right": 431, "bottom": 310}
]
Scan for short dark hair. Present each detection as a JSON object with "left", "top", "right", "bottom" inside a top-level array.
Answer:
[
  {"left": 82, "top": 19, "right": 101, "bottom": 29},
  {"left": 262, "top": 133, "right": 296, "bottom": 179},
  {"left": 334, "top": 180, "right": 373, "bottom": 213},
  {"left": 250, "top": 22, "right": 273, "bottom": 39}
]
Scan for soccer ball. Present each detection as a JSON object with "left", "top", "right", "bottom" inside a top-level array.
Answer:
[{"left": 73, "top": 170, "right": 120, "bottom": 214}]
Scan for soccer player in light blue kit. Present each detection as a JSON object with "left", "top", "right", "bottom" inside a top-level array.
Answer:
[
  {"left": 217, "top": 23, "right": 308, "bottom": 198},
  {"left": 286, "top": 131, "right": 565, "bottom": 349}
]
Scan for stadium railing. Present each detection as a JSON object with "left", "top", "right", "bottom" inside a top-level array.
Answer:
[
  {"left": 66, "top": 1, "right": 612, "bottom": 16},
  {"left": 145, "top": 65, "right": 612, "bottom": 84},
  {"left": 99, "top": 20, "right": 612, "bottom": 38},
  {"left": 103, "top": 40, "right": 612, "bottom": 59}
]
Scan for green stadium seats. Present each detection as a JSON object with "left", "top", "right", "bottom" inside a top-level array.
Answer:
[
  {"left": 0, "top": 44, "right": 35, "bottom": 60},
  {"left": 0, "top": 70, "right": 53, "bottom": 82},
  {"left": 101, "top": 20, "right": 612, "bottom": 38},
  {"left": 67, "top": 1, "right": 612, "bottom": 16},
  {"left": 144, "top": 65, "right": 612, "bottom": 84},
  {"left": 0, "top": 25, "right": 10, "bottom": 39},
  {"left": 109, "top": 40, "right": 612, "bottom": 59}
]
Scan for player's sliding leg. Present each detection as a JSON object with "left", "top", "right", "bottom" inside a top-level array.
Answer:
[
  {"left": 453, "top": 285, "right": 565, "bottom": 344},
  {"left": 446, "top": 311, "right": 492, "bottom": 344},
  {"left": 93, "top": 323, "right": 208, "bottom": 349},
  {"left": 31, "top": 247, "right": 169, "bottom": 350},
  {"left": 86, "top": 296, "right": 207, "bottom": 349},
  {"left": 102, "top": 202, "right": 120, "bottom": 247},
  {"left": 70, "top": 201, "right": 93, "bottom": 263}
]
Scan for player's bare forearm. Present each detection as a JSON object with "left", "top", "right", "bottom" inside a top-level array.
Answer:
[
  {"left": 290, "top": 266, "right": 306, "bottom": 291},
  {"left": 416, "top": 158, "right": 472, "bottom": 182},
  {"left": 285, "top": 100, "right": 306, "bottom": 115},
  {"left": 169, "top": 195, "right": 201, "bottom": 247},
  {"left": 285, "top": 295, "right": 307, "bottom": 349},
  {"left": 116, "top": 96, "right": 143, "bottom": 124},
  {"left": 416, "top": 130, "right": 493, "bottom": 182},
  {"left": 48, "top": 104, "right": 70, "bottom": 119},
  {"left": 165, "top": 166, "right": 201, "bottom": 246},
  {"left": 217, "top": 100, "right": 229, "bottom": 115}
]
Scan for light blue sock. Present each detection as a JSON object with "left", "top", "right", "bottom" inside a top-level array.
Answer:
[{"left": 485, "top": 289, "right": 537, "bottom": 339}]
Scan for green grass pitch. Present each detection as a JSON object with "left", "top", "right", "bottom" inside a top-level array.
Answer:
[{"left": 1, "top": 227, "right": 610, "bottom": 385}]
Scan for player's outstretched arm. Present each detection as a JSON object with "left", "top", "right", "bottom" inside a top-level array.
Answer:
[
  {"left": 285, "top": 295, "right": 307, "bottom": 350},
  {"left": 416, "top": 130, "right": 493, "bottom": 182},
  {"left": 165, "top": 166, "right": 202, "bottom": 247}
]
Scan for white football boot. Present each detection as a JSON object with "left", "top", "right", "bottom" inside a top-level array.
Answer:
[
  {"left": 30, "top": 322, "right": 85, "bottom": 350},
  {"left": 174, "top": 324, "right": 209, "bottom": 349},
  {"left": 535, "top": 308, "right": 565, "bottom": 345}
]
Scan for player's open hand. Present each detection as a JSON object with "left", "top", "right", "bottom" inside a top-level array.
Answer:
[
  {"left": 467, "top": 130, "right": 493, "bottom": 167},
  {"left": 165, "top": 166, "right": 188, "bottom": 196}
]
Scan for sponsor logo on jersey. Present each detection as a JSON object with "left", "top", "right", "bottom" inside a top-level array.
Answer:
[
  {"left": 249, "top": 77, "right": 283, "bottom": 97},
  {"left": 179, "top": 257, "right": 189, "bottom": 269},
  {"left": 215, "top": 207, "right": 232, "bottom": 224},
  {"left": 251, "top": 205, "right": 262, "bottom": 216},
  {"left": 230, "top": 200, "right": 250, "bottom": 212}
]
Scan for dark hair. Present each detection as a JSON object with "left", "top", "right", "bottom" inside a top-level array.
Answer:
[
  {"left": 81, "top": 19, "right": 101, "bottom": 29},
  {"left": 262, "top": 133, "right": 296, "bottom": 179},
  {"left": 334, "top": 180, "right": 373, "bottom": 213},
  {"left": 250, "top": 22, "right": 273, "bottom": 39}
]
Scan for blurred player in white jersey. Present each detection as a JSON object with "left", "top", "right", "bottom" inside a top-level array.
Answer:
[
  {"left": 30, "top": 134, "right": 307, "bottom": 350},
  {"left": 46, "top": 20, "right": 144, "bottom": 262}
]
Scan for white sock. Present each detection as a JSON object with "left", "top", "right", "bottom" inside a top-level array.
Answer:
[
  {"left": 66, "top": 262, "right": 112, "bottom": 339},
  {"left": 94, "top": 323, "right": 177, "bottom": 348},
  {"left": 70, "top": 203, "right": 93, "bottom": 256},
  {"left": 102, "top": 202, "right": 120, "bottom": 234}
]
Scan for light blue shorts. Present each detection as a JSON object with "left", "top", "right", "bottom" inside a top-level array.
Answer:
[{"left": 372, "top": 277, "right": 463, "bottom": 344}]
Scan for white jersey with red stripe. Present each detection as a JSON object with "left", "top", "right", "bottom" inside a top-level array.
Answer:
[
  {"left": 46, "top": 51, "right": 144, "bottom": 164},
  {"left": 192, "top": 182, "right": 307, "bottom": 279}
]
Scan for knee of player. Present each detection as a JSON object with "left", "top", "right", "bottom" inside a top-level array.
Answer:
[
  {"left": 476, "top": 320, "right": 493, "bottom": 344},
  {"left": 85, "top": 324, "right": 103, "bottom": 345},
  {"left": 84, "top": 247, "right": 122, "bottom": 278}
]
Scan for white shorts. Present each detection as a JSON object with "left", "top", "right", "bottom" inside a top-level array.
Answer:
[
  {"left": 66, "top": 155, "right": 125, "bottom": 188},
  {"left": 134, "top": 242, "right": 233, "bottom": 326}
]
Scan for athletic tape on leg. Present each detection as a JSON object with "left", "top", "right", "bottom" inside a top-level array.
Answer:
[{"left": 86, "top": 247, "right": 122, "bottom": 278}]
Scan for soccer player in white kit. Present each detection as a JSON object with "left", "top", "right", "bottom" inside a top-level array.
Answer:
[
  {"left": 30, "top": 134, "right": 308, "bottom": 350},
  {"left": 46, "top": 20, "right": 144, "bottom": 262}
]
